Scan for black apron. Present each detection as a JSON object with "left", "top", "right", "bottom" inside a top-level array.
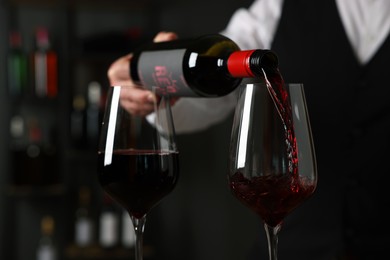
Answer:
[{"left": 248, "top": 0, "right": 390, "bottom": 259}]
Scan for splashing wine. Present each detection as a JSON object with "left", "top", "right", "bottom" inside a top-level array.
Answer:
[{"left": 229, "top": 67, "right": 316, "bottom": 228}]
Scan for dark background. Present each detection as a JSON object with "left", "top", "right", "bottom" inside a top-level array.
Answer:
[{"left": 0, "top": 0, "right": 258, "bottom": 259}]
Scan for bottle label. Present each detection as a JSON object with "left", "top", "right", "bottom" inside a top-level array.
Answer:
[
  {"left": 137, "top": 49, "right": 194, "bottom": 96},
  {"left": 75, "top": 217, "right": 93, "bottom": 247},
  {"left": 37, "top": 245, "right": 57, "bottom": 260},
  {"left": 34, "top": 52, "right": 47, "bottom": 97}
]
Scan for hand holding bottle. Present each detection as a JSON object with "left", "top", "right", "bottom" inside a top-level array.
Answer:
[
  {"left": 107, "top": 30, "right": 277, "bottom": 116},
  {"left": 107, "top": 31, "right": 178, "bottom": 116}
]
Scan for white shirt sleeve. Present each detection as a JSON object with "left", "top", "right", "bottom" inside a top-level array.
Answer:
[
  {"left": 171, "top": 0, "right": 284, "bottom": 134},
  {"left": 221, "top": 0, "right": 284, "bottom": 50},
  {"left": 170, "top": 91, "right": 238, "bottom": 134}
]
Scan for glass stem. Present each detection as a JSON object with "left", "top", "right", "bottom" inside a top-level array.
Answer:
[
  {"left": 264, "top": 223, "right": 282, "bottom": 260},
  {"left": 131, "top": 215, "right": 147, "bottom": 260}
]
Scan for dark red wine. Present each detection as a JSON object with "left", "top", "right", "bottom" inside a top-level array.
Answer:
[
  {"left": 229, "top": 172, "right": 316, "bottom": 227},
  {"left": 229, "top": 64, "right": 315, "bottom": 227},
  {"left": 97, "top": 149, "right": 179, "bottom": 219}
]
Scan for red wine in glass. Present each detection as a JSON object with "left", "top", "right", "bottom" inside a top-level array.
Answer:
[
  {"left": 98, "top": 86, "right": 179, "bottom": 260},
  {"left": 228, "top": 68, "right": 317, "bottom": 260},
  {"left": 97, "top": 150, "right": 179, "bottom": 219},
  {"left": 229, "top": 172, "right": 316, "bottom": 228}
]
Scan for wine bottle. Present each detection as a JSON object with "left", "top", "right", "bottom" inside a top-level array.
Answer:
[
  {"left": 36, "top": 215, "right": 57, "bottom": 260},
  {"left": 70, "top": 94, "right": 86, "bottom": 148},
  {"left": 11, "top": 116, "right": 59, "bottom": 186},
  {"left": 33, "top": 27, "right": 58, "bottom": 98},
  {"left": 99, "top": 194, "right": 119, "bottom": 249},
  {"left": 74, "top": 186, "right": 94, "bottom": 247},
  {"left": 130, "top": 34, "right": 278, "bottom": 97},
  {"left": 86, "top": 81, "right": 101, "bottom": 148},
  {"left": 7, "top": 30, "right": 28, "bottom": 96}
]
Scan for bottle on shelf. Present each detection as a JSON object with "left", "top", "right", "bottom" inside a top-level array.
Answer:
[
  {"left": 70, "top": 94, "right": 86, "bottom": 149},
  {"left": 33, "top": 26, "right": 58, "bottom": 98},
  {"left": 74, "top": 185, "right": 94, "bottom": 248},
  {"left": 7, "top": 30, "right": 28, "bottom": 96},
  {"left": 130, "top": 33, "right": 279, "bottom": 97},
  {"left": 86, "top": 81, "right": 102, "bottom": 148},
  {"left": 10, "top": 115, "right": 60, "bottom": 187},
  {"left": 9, "top": 114, "right": 26, "bottom": 147},
  {"left": 99, "top": 194, "right": 119, "bottom": 249},
  {"left": 9, "top": 114, "right": 28, "bottom": 186},
  {"left": 36, "top": 215, "right": 57, "bottom": 260}
]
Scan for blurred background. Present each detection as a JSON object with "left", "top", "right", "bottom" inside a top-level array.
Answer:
[{"left": 0, "top": 0, "right": 258, "bottom": 259}]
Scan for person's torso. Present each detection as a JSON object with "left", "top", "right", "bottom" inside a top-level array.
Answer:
[{"left": 271, "top": 0, "right": 390, "bottom": 255}]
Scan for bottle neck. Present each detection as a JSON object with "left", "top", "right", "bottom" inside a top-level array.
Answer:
[
  {"left": 227, "top": 49, "right": 279, "bottom": 78},
  {"left": 9, "top": 31, "right": 22, "bottom": 49},
  {"left": 36, "top": 27, "right": 50, "bottom": 50}
]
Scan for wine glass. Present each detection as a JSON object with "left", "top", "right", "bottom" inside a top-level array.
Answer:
[
  {"left": 228, "top": 80, "right": 317, "bottom": 260},
  {"left": 97, "top": 86, "right": 179, "bottom": 260}
]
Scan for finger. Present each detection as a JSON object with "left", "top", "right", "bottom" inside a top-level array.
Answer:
[
  {"left": 119, "top": 87, "right": 156, "bottom": 116},
  {"left": 120, "top": 99, "right": 154, "bottom": 117},
  {"left": 109, "top": 80, "right": 135, "bottom": 89},
  {"left": 153, "top": 31, "right": 178, "bottom": 42},
  {"left": 120, "top": 86, "right": 155, "bottom": 103},
  {"left": 107, "top": 53, "right": 135, "bottom": 86}
]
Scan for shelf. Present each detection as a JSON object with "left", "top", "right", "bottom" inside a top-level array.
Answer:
[
  {"left": 5, "top": 184, "right": 66, "bottom": 198},
  {"left": 70, "top": 0, "right": 153, "bottom": 11},
  {"left": 8, "top": 0, "right": 153, "bottom": 10},
  {"left": 8, "top": 95, "right": 60, "bottom": 107},
  {"left": 7, "top": 0, "right": 67, "bottom": 9},
  {"left": 65, "top": 244, "right": 155, "bottom": 260},
  {"left": 1, "top": 0, "right": 161, "bottom": 259}
]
